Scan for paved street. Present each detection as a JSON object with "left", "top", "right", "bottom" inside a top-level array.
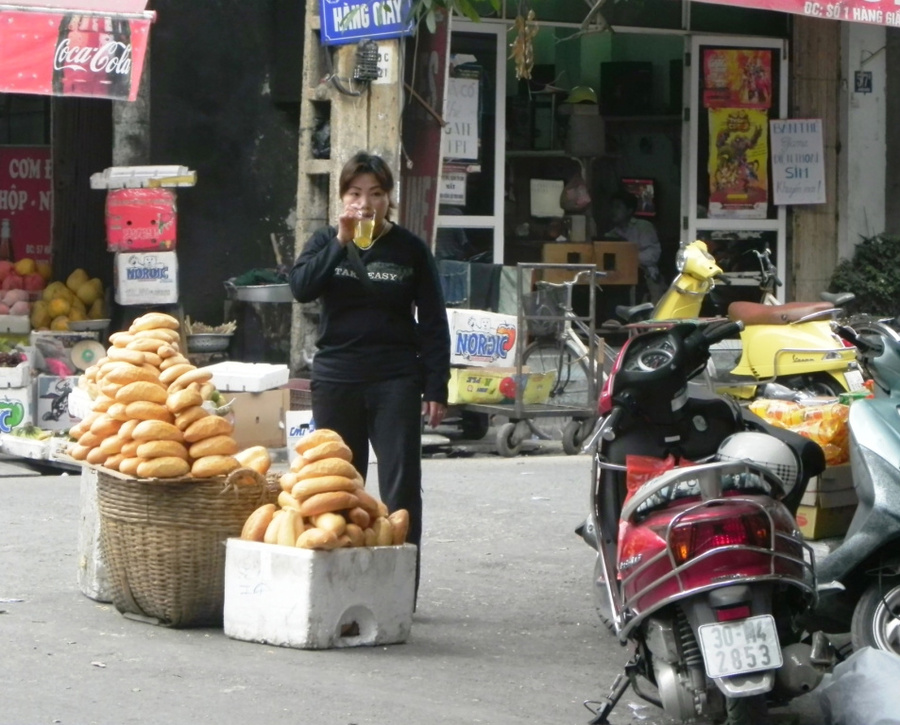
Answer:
[{"left": 0, "top": 449, "right": 826, "bottom": 725}]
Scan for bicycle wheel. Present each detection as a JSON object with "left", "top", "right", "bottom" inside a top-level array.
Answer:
[{"left": 522, "top": 340, "right": 594, "bottom": 441}]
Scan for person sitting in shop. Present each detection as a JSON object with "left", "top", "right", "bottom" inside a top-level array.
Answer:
[{"left": 604, "top": 189, "right": 666, "bottom": 303}]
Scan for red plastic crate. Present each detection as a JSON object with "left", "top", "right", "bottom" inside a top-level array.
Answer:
[{"left": 106, "top": 188, "right": 177, "bottom": 252}]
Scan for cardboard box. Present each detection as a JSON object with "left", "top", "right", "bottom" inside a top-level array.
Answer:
[
  {"left": 223, "top": 539, "right": 416, "bottom": 649},
  {"left": 34, "top": 374, "right": 79, "bottom": 431},
  {"left": 0, "top": 360, "right": 31, "bottom": 389},
  {"left": 31, "top": 331, "right": 101, "bottom": 376},
  {"left": 540, "top": 243, "right": 594, "bottom": 284},
  {"left": 226, "top": 388, "right": 290, "bottom": 449},
  {"left": 0, "top": 385, "right": 33, "bottom": 433},
  {"left": 106, "top": 188, "right": 177, "bottom": 252},
  {"left": 114, "top": 251, "right": 179, "bottom": 306},
  {"left": 592, "top": 242, "right": 640, "bottom": 286},
  {"left": 801, "top": 463, "right": 857, "bottom": 508},
  {"left": 447, "top": 309, "right": 518, "bottom": 368},
  {"left": 447, "top": 366, "right": 557, "bottom": 405},
  {"left": 205, "top": 361, "right": 290, "bottom": 393},
  {"left": 796, "top": 503, "right": 857, "bottom": 541}
]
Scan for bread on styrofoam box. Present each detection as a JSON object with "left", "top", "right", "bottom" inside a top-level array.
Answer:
[
  {"left": 447, "top": 309, "right": 518, "bottom": 368},
  {"left": 204, "top": 361, "right": 289, "bottom": 393},
  {"left": 223, "top": 539, "right": 416, "bottom": 650}
]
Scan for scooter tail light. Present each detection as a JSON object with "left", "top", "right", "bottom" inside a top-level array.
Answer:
[
  {"left": 715, "top": 604, "right": 752, "bottom": 622},
  {"left": 669, "top": 512, "right": 771, "bottom": 565}
]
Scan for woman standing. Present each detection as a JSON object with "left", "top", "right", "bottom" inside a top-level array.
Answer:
[{"left": 290, "top": 152, "right": 450, "bottom": 595}]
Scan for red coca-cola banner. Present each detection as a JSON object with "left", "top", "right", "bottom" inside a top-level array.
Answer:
[
  {"left": 0, "top": 6, "right": 154, "bottom": 101},
  {"left": 692, "top": 0, "right": 900, "bottom": 26}
]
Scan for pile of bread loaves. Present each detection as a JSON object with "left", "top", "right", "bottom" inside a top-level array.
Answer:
[
  {"left": 66, "top": 312, "right": 271, "bottom": 480},
  {"left": 240, "top": 428, "right": 408, "bottom": 550}
]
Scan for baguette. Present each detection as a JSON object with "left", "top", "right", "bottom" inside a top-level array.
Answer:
[
  {"left": 188, "top": 434, "right": 239, "bottom": 459},
  {"left": 115, "top": 380, "right": 167, "bottom": 405},
  {"left": 191, "top": 454, "right": 240, "bottom": 478},
  {"left": 166, "top": 387, "right": 203, "bottom": 414},
  {"left": 124, "top": 400, "right": 173, "bottom": 422},
  {"left": 159, "top": 363, "right": 194, "bottom": 386},
  {"left": 295, "top": 527, "right": 340, "bottom": 550},
  {"left": 297, "top": 490, "right": 359, "bottom": 518},
  {"left": 290, "top": 474, "right": 358, "bottom": 501},
  {"left": 233, "top": 445, "right": 271, "bottom": 475},
  {"left": 240, "top": 503, "right": 276, "bottom": 542},
  {"left": 102, "top": 363, "right": 160, "bottom": 386},
  {"left": 388, "top": 509, "right": 410, "bottom": 545},
  {"left": 174, "top": 405, "right": 208, "bottom": 431},
  {"left": 130, "top": 312, "right": 180, "bottom": 332},
  {"left": 118, "top": 457, "right": 142, "bottom": 476},
  {"left": 301, "top": 439, "right": 353, "bottom": 464},
  {"left": 137, "top": 456, "right": 190, "bottom": 479},
  {"left": 106, "top": 347, "right": 146, "bottom": 366},
  {"left": 293, "top": 457, "right": 358, "bottom": 482},
  {"left": 294, "top": 429, "right": 344, "bottom": 455},
  {"left": 183, "top": 415, "right": 233, "bottom": 442},
  {"left": 136, "top": 439, "right": 189, "bottom": 460},
  {"left": 132, "top": 419, "right": 184, "bottom": 442},
  {"left": 159, "top": 354, "right": 190, "bottom": 370}
]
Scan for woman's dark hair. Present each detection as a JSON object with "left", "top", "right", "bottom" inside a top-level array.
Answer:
[
  {"left": 339, "top": 152, "right": 395, "bottom": 196},
  {"left": 338, "top": 152, "right": 396, "bottom": 219}
]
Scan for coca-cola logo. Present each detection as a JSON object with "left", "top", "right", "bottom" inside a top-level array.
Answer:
[{"left": 53, "top": 39, "right": 132, "bottom": 76}]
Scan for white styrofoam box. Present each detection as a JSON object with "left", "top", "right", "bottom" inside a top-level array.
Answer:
[
  {"left": 285, "top": 409, "right": 314, "bottom": 465},
  {"left": 76, "top": 466, "right": 113, "bottom": 602},
  {"left": 447, "top": 308, "right": 518, "bottom": 368},
  {"left": 205, "top": 361, "right": 289, "bottom": 392},
  {"left": 284, "top": 410, "right": 376, "bottom": 466},
  {"left": 0, "top": 385, "right": 33, "bottom": 433},
  {"left": 0, "top": 315, "right": 31, "bottom": 334},
  {"left": 224, "top": 539, "right": 416, "bottom": 650},
  {"left": 47, "top": 435, "right": 71, "bottom": 463},
  {"left": 0, "top": 361, "right": 31, "bottom": 388},
  {"left": 114, "top": 250, "right": 179, "bottom": 305},
  {"left": 67, "top": 385, "right": 93, "bottom": 421},
  {"left": 0, "top": 432, "right": 47, "bottom": 460}
]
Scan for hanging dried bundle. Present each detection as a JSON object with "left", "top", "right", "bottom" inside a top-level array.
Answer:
[{"left": 509, "top": 9, "right": 539, "bottom": 80}]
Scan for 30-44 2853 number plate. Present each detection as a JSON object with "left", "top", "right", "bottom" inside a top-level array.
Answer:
[{"left": 698, "top": 615, "right": 783, "bottom": 679}]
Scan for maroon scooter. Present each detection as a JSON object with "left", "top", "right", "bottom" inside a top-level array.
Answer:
[{"left": 578, "top": 320, "right": 832, "bottom": 725}]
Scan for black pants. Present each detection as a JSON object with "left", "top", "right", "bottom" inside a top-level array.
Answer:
[{"left": 310, "top": 375, "right": 424, "bottom": 589}]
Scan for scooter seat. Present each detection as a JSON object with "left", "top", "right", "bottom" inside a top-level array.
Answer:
[{"left": 727, "top": 300, "right": 836, "bottom": 326}]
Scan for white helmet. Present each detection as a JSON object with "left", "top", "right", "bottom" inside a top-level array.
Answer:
[{"left": 716, "top": 431, "right": 799, "bottom": 495}]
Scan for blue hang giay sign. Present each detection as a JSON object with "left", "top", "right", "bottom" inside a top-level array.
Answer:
[{"left": 319, "top": 0, "right": 415, "bottom": 46}]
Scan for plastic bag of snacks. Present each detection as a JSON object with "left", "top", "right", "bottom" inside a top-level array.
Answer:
[{"left": 748, "top": 398, "right": 850, "bottom": 465}]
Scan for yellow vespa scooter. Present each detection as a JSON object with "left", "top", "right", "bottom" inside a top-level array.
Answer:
[{"left": 625, "top": 240, "right": 864, "bottom": 399}]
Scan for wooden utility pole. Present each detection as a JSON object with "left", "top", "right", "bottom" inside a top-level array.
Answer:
[{"left": 290, "top": 2, "right": 403, "bottom": 374}]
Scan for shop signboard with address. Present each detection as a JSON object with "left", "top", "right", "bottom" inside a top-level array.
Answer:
[{"left": 692, "top": 0, "right": 900, "bottom": 27}]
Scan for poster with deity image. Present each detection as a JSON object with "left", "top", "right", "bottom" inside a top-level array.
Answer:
[{"left": 708, "top": 108, "right": 770, "bottom": 219}]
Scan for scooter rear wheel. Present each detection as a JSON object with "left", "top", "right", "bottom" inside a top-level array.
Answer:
[{"left": 850, "top": 575, "right": 900, "bottom": 654}]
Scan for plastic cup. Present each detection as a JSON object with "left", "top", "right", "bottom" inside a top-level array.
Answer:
[{"left": 354, "top": 210, "right": 376, "bottom": 249}]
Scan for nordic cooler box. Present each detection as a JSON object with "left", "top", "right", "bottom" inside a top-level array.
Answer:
[
  {"left": 223, "top": 539, "right": 416, "bottom": 650},
  {"left": 447, "top": 309, "right": 518, "bottom": 368}
]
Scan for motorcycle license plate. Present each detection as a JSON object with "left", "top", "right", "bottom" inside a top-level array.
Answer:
[
  {"left": 697, "top": 615, "right": 782, "bottom": 679},
  {"left": 845, "top": 369, "right": 866, "bottom": 391}
]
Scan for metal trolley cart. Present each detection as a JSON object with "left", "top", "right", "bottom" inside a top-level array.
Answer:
[{"left": 457, "top": 263, "right": 603, "bottom": 457}]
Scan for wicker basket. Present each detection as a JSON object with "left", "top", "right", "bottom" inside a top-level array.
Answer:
[{"left": 96, "top": 467, "right": 278, "bottom": 628}]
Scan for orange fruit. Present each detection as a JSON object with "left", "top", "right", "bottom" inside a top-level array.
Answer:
[
  {"left": 14, "top": 258, "right": 35, "bottom": 276},
  {"left": 47, "top": 297, "right": 70, "bottom": 319},
  {"left": 36, "top": 261, "right": 52, "bottom": 282}
]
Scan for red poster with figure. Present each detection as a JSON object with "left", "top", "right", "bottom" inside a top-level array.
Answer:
[
  {"left": 703, "top": 49, "right": 772, "bottom": 110},
  {"left": 0, "top": 147, "right": 52, "bottom": 263}
]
